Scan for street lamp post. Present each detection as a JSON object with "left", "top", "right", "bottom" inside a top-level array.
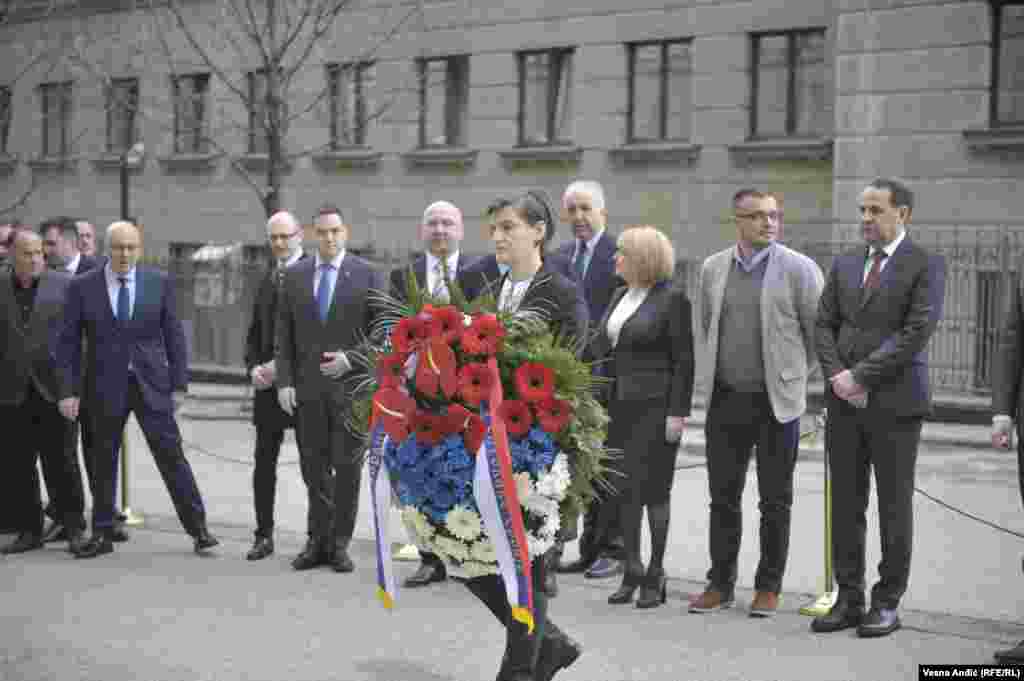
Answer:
[{"left": 118, "top": 140, "right": 145, "bottom": 527}]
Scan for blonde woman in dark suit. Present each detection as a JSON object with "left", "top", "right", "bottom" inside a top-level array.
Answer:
[{"left": 592, "top": 225, "right": 695, "bottom": 609}]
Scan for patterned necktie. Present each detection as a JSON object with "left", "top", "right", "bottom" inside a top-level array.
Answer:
[
  {"left": 117, "top": 276, "right": 130, "bottom": 324},
  {"left": 863, "top": 250, "right": 887, "bottom": 296},
  {"left": 431, "top": 260, "right": 449, "bottom": 302},
  {"left": 316, "top": 264, "right": 334, "bottom": 323},
  {"left": 573, "top": 240, "right": 587, "bottom": 281}
]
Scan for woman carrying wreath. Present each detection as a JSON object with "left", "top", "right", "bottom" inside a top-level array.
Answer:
[
  {"left": 593, "top": 225, "right": 695, "bottom": 609},
  {"left": 460, "top": 190, "right": 588, "bottom": 681}
]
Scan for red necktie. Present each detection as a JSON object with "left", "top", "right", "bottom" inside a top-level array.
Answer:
[{"left": 863, "top": 250, "right": 887, "bottom": 295}]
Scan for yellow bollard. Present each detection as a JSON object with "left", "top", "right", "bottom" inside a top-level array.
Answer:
[
  {"left": 120, "top": 432, "right": 144, "bottom": 527},
  {"left": 800, "top": 409, "right": 837, "bottom": 616}
]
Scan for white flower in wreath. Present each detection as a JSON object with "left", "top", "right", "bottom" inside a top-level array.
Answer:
[
  {"left": 527, "top": 533, "right": 554, "bottom": 558},
  {"left": 402, "top": 507, "right": 435, "bottom": 541},
  {"left": 536, "top": 454, "right": 571, "bottom": 498},
  {"left": 445, "top": 505, "right": 483, "bottom": 542},
  {"left": 461, "top": 560, "right": 494, "bottom": 578},
  {"left": 434, "top": 535, "right": 471, "bottom": 562},
  {"left": 540, "top": 508, "right": 561, "bottom": 538},
  {"left": 470, "top": 540, "right": 498, "bottom": 564},
  {"left": 523, "top": 491, "right": 558, "bottom": 519}
]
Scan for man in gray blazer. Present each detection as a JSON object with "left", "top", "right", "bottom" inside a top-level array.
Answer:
[
  {"left": 692, "top": 189, "right": 824, "bottom": 617},
  {"left": 276, "top": 205, "right": 385, "bottom": 573},
  {"left": 0, "top": 231, "right": 86, "bottom": 554}
]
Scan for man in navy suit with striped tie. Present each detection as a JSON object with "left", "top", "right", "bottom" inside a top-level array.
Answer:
[{"left": 57, "top": 221, "right": 217, "bottom": 558}]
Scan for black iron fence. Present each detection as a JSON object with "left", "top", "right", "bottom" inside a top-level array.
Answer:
[{"left": 160, "top": 228, "right": 1024, "bottom": 394}]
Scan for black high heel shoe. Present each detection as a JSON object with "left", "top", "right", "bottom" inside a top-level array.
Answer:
[
  {"left": 636, "top": 569, "right": 667, "bottom": 609},
  {"left": 608, "top": 571, "right": 642, "bottom": 604}
]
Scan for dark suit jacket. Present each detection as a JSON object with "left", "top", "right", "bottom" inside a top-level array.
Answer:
[
  {"left": 245, "top": 255, "right": 307, "bottom": 428},
  {"left": 70, "top": 254, "right": 101, "bottom": 277},
  {"left": 459, "top": 254, "right": 503, "bottom": 302},
  {"left": 993, "top": 269, "right": 1024, "bottom": 423},
  {"left": 0, "top": 270, "right": 72, "bottom": 405},
  {"left": 276, "top": 253, "right": 386, "bottom": 402},
  {"left": 57, "top": 267, "right": 189, "bottom": 421},
  {"left": 388, "top": 252, "right": 472, "bottom": 302},
  {"left": 552, "top": 231, "right": 623, "bottom": 327},
  {"left": 592, "top": 282, "right": 695, "bottom": 416},
  {"left": 815, "top": 237, "right": 946, "bottom": 418}
]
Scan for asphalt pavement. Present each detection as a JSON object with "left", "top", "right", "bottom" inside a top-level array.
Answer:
[{"left": 2, "top": 384, "right": 1023, "bottom": 681}]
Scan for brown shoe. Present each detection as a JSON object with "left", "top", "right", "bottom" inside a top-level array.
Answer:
[
  {"left": 750, "top": 591, "right": 779, "bottom": 618},
  {"left": 688, "top": 588, "right": 734, "bottom": 613}
]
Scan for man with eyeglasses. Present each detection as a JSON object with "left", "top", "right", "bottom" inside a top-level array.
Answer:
[
  {"left": 243, "top": 211, "right": 306, "bottom": 560},
  {"left": 691, "top": 188, "right": 823, "bottom": 618}
]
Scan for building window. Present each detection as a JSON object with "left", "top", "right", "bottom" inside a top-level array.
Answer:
[
  {"left": 40, "top": 81, "right": 72, "bottom": 157},
  {"left": 750, "top": 29, "right": 829, "bottom": 139},
  {"left": 172, "top": 73, "right": 210, "bottom": 154},
  {"left": 627, "top": 40, "right": 693, "bottom": 143},
  {"left": 991, "top": 1, "right": 1024, "bottom": 126},
  {"left": 517, "top": 48, "right": 574, "bottom": 146},
  {"left": 327, "top": 61, "right": 373, "bottom": 148},
  {"left": 417, "top": 55, "right": 469, "bottom": 148},
  {"left": 0, "top": 86, "right": 11, "bottom": 154},
  {"left": 106, "top": 78, "right": 139, "bottom": 154}
]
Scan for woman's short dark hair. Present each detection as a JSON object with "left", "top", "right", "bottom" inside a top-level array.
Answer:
[{"left": 486, "top": 190, "right": 555, "bottom": 253}]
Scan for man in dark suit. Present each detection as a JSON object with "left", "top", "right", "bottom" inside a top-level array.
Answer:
[
  {"left": 243, "top": 211, "right": 306, "bottom": 561},
  {"left": 57, "top": 221, "right": 218, "bottom": 558},
  {"left": 38, "top": 216, "right": 101, "bottom": 544},
  {"left": 550, "top": 180, "right": 627, "bottom": 581},
  {"left": 276, "top": 204, "right": 385, "bottom": 573},
  {"left": 388, "top": 200, "right": 475, "bottom": 587},
  {"left": 0, "top": 231, "right": 86, "bottom": 554},
  {"left": 813, "top": 178, "right": 946, "bottom": 638},
  {"left": 991, "top": 258, "right": 1024, "bottom": 663}
]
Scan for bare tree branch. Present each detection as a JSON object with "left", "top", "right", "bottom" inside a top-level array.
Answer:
[{"left": 0, "top": 169, "right": 40, "bottom": 218}]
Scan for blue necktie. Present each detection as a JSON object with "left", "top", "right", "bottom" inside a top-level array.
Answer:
[
  {"left": 316, "top": 264, "right": 334, "bottom": 323},
  {"left": 573, "top": 240, "right": 587, "bottom": 281},
  {"left": 116, "top": 276, "right": 130, "bottom": 324}
]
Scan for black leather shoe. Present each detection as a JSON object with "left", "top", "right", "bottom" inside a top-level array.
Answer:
[
  {"left": 41, "top": 521, "right": 69, "bottom": 543},
  {"left": 556, "top": 557, "right": 593, "bottom": 574},
  {"left": 857, "top": 607, "right": 901, "bottom": 638},
  {"left": 247, "top": 536, "right": 274, "bottom": 561},
  {"left": 292, "top": 540, "right": 328, "bottom": 570},
  {"left": 995, "top": 640, "right": 1024, "bottom": 664},
  {"left": 636, "top": 569, "right": 667, "bottom": 609},
  {"left": 811, "top": 597, "right": 865, "bottom": 633},
  {"left": 74, "top": 533, "right": 113, "bottom": 559},
  {"left": 1, "top": 532, "right": 44, "bottom": 555},
  {"left": 331, "top": 548, "right": 355, "bottom": 573},
  {"left": 110, "top": 523, "right": 130, "bottom": 543},
  {"left": 608, "top": 571, "right": 642, "bottom": 605},
  {"left": 536, "top": 626, "right": 582, "bottom": 681},
  {"left": 585, "top": 556, "right": 624, "bottom": 579},
  {"left": 193, "top": 528, "right": 220, "bottom": 553},
  {"left": 404, "top": 561, "right": 446, "bottom": 587},
  {"left": 67, "top": 528, "right": 86, "bottom": 554}
]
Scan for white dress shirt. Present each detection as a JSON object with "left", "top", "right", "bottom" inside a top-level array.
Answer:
[
  {"left": 605, "top": 286, "right": 650, "bottom": 348},
  {"left": 426, "top": 251, "right": 460, "bottom": 300},
  {"left": 105, "top": 264, "right": 136, "bottom": 320},
  {"left": 66, "top": 252, "right": 81, "bottom": 274},
  {"left": 863, "top": 229, "right": 906, "bottom": 282},
  {"left": 499, "top": 275, "right": 535, "bottom": 313},
  {"left": 313, "top": 250, "right": 346, "bottom": 298}
]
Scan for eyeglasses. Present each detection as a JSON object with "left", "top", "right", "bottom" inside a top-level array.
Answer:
[
  {"left": 735, "top": 211, "right": 782, "bottom": 222},
  {"left": 269, "top": 231, "right": 300, "bottom": 242}
]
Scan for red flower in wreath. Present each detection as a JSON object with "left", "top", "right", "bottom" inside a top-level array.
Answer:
[
  {"left": 377, "top": 351, "right": 408, "bottom": 389},
  {"left": 432, "top": 305, "right": 464, "bottom": 346},
  {"left": 462, "top": 314, "right": 505, "bottom": 356},
  {"left": 393, "top": 316, "right": 430, "bottom": 353},
  {"left": 411, "top": 410, "right": 446, "bottom": 447},
  {"left": 458, "top": 363, "right": 493, "bottom": 406},
  {"left": 534, "top": 396, "right": 573, "bottom": 434},
  {"left": 497, "top": 400, "right": 533, "bottom": 438},
  {"left": 514, "top": 362, "right": 556, "bottom": 403}
]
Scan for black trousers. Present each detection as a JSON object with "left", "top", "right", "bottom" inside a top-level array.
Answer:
[
  {"left": 252, "top": 423, "right": 300, "bottom": 538},
  {"left": 295, "top": 394, "right": 362, "bottom": 551},
  {"left": 827, "top": 398, "right": 922, "bottom": 609},
  {"left": 463, "top": 557, "right": 551, "bottom": 679},
  {"left": 704, "top": 387, "right": 800, "bottom": 595},
  {"left": 91, "top": 378, "right": 207, "bottom": 535},
  {"left": 6, "top": 384, "right": 85, "bottom": 534}
]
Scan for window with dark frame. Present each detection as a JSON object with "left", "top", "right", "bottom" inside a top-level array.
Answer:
[
  {"left": 247, "top": 69, "right": 270, "bottom": 154},
  {"left": 327, "top": 61, "right": 374, "bottom": 148},
  {"left": 517, "top": 48, "right": 574, "bottom": 146},
  {"left": 106, "top": 78, "right": 139, "bottom": 154},
  {"left": 172, "top": 73, "right": 210, "bottom": 154},
  {"left": 992, "top": 1, "right": 1024, "bottom": 126},
  {"left": 417, "top": 55, "right": 469, "bottom": 148},
  {"left": 0, "top": 86, "right": 11, "bottom": 154},
  {"left": 40, "top": 81, "right": 72, "bottom": 157},
  {"left": 750, "top": 29, "right": 829, "bottom": 139},
  {"left": 627, "top": 39, "right": 693, "bottom": 143}
]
